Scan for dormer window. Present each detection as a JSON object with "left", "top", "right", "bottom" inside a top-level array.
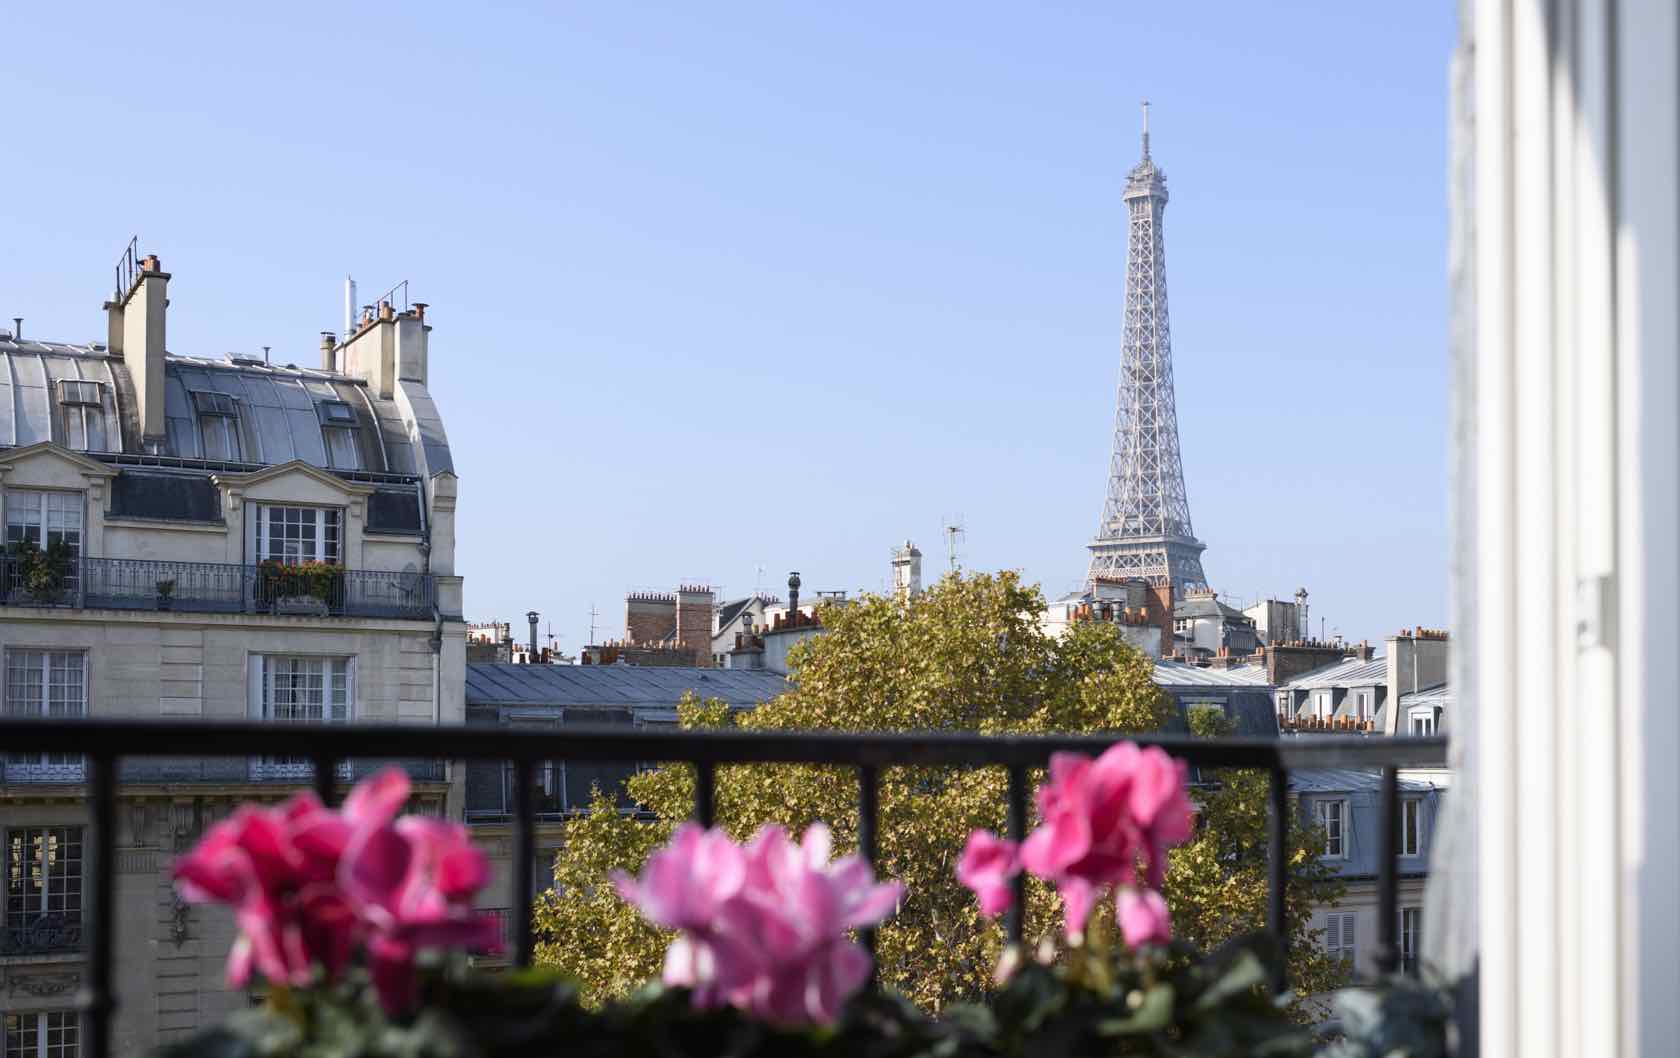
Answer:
[
  {"left": 192, "top": 391, "right": 242, "bottom": 462},
  {"left": 55, "top": 380, "right": 107, "bottom": 452},
  {"left": 317, "top": 401, "right": 357, "bottom": 425},
  {"left": 57, "top": 380, "right": 101, "bottom": 406},
  {"left": 315, "top": 401, "right": 361, "bottom": 470}
]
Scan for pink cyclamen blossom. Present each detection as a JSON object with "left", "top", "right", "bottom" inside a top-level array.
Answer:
[
  {"left": 173, "top": 792, "right": 361, "bottom": 989},
  {"left": 1010, "top": 742, "right": 1193, "bottom": 940},
  {"left": 340, "top": 792, "right": 501, "bottom": 1014},
  {"left": 614, "top": 822, "right": 903, "bottom": 1026},
  {"left": 1116, "top": 886, "right": 1172, "bottom": 948},
  {"left": 956, "top": 830, "right": 1020, "bottom": 917},
  {"left": 173, "top": 767, "right": 497, "bottom": 1015}
]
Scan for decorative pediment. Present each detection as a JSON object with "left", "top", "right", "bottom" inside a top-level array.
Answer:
[
  {"left": 0, "top": 441, "right": 119, "bottom": 488},
  {"left": 211, "top": 460, "right": 374, "bottom": 508}
]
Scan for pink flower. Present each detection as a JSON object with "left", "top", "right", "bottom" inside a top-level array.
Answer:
[
  {"left": 173, "top": 766, "right": 496, "bottom": 1014},
  {"left": 615, "top": 822, "right": 903, "bottom": 1026},
  {"left": 1116, "top": 887, "right": 1172, "bottom": 948},
  {"left": 1011, "top": 743, "right": 1194, "bottom": 940},
  {"left": 173, "top": 791, "right": 360, "bottom": 989},
  {"left": 341, "top": 801, "right": 500, "bottom": 1014},
  {"left": 956, "top": 830, "right": 1020, "bottom": 917}
]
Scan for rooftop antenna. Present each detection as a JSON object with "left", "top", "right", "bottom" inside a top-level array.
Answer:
[
  {"left": 943, "top": 515, "right": 966, "bottom": 573},
  {"left": 1141, "top": 99, "right": 1151, "bottom": 159},
  {"left": 588, "top": 604, "right": 600, "bottom": 645},
  {"left": 755, "top": 564, "right": 766, "bottom": 596}
]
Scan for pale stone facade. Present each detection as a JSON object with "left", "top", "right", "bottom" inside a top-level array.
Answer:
[{"left": 0, "top": 256, "right": 464, "bottom": 1056}]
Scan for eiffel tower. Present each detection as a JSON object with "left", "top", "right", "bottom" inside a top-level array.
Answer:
[{"left": 1086, "top": 103, "right": 1208, "bottom": 596}]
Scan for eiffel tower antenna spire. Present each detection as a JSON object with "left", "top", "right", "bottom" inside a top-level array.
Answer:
[{"left": 1086, "top": 104, "right": 1208, "bottom": 597}]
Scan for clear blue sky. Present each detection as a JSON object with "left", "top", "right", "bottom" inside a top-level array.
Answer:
[{"left": 4, "top": 3, "right": 1453, "bottom": 653}]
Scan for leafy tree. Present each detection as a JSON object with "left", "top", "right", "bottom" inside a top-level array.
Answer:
[{"left": 534, "top": 571, "right": 1346, "bottom": 1010}]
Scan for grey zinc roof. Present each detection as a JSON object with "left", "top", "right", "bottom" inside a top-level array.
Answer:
[
  {"left": 1400, "top": 683, "right": 1452, "bottom": 709},
  {"left": 1152, "top": 660, "right": 1272, "bottom": 688},
  {"left": 0, "top": 339, "right": 127, "bottom": 450},
  {"left": 1283, "top": 656, "right": 1388, "bottom": 690},
  {"left": 0, "top": 338, "right": 451, "bottom": 477},
  {"left": 1289, "top": 768, "right": 1441, "bottom": 794},
  {"left": 465, "top": 664, "right": 789, "bottom": 709},
  {"left": 1175, "top": 595, "right": 1250, "bottom": 621}
]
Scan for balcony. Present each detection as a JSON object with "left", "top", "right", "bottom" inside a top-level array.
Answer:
[
  {"left": 0, "top": 913, "right": 83, "bottom": 957},
  {"left": 0, "top": 555, "right": 435, "bottom": 620},
  {"left": 0, "top": 756, "right": 446, "bottom": 786}
]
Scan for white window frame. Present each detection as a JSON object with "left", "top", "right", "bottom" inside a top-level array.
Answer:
[
  {"left": 1316, "top": 798, "right": 1348, "bottom": 859},
  {"left": 2, "top": 651, "right": 87, "bottom": 781},
  {"left": 253, "top": 505, "right": 342, "bottom": 565},
  {"left": 3, "top": 1009, "right": 80, "bottom": 1058},
  {"left": 1402, "top": 798, "right": 1424, "bottom": 856},
  {"left": 4, "top": 490, "right": 84, "bottom": 569},
  {"left": 1324, "top": 910, "right": 1357, "bottom": 967},
  {"left": 1409, "top": 708, "right": 1436, "bottom": 735},
  {"left": 249, "top": 655, "right": 353, "bottom": 780},
  {"left": 1399, "top": 905, "right": 1421, "bottom": 976}
]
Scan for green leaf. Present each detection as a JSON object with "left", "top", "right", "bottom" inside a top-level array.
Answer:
[
  {"left": 1093, "top": 983, "right": 1175, "bottom": 1036},
  {"left": 1189, "top": 949, "right": 1268, "bottom": 1014}
]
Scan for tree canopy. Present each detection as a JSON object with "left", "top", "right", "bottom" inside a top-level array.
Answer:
[{"left": 533, "top": 571, "right": 1345, "bottom": 1009}]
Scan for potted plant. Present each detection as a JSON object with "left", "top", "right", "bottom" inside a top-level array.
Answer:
[
  {"left": 6, "top": 537, "right": 73, "bottom": 604},
  {"left": 156, "top": 578, "right": 176, "bottom": 611},
  {"left": 257, "top": 559, "right": 345, "bottom": 615},
  {"left": 156, "top": 745, "right": 1339, "bottom": 1058}
]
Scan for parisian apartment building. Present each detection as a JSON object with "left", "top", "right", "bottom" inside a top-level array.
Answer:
[{"left": 0, "top": 251, "right": 465, "bottom": 1055}]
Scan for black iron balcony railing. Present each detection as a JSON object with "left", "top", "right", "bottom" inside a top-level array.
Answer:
[
  {"left": 0, "top": 717, "right": 1448, "bottom": 1058},
  {"left": 0, "top": 556, "right": 435, "bottom": 619},
  {"left": 0, "top": 756, "right": 448, "bottom": 786},
  {"left": 1, "top": 912, "right": 84, "bottom": 957}
]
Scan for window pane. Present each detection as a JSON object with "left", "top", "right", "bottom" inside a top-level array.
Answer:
[{"left": 324, "top": 427, "right": 360, "bottom": 470}]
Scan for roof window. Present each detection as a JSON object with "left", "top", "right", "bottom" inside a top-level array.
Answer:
[
  {"left": 192, "top": 391, "right": 238, "bottom": 417},
  {"left": 57, "top": 380, "right": 101, "bottom": 406},
  {"left": 316, "top": 400, "right": 358, "bottom": 425}
]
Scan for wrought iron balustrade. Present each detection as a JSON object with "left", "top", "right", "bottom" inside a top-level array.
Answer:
[
  {"left": 0, "top": 555, "right": 435, "bottom": 619},
  {"left": 1, "top": 912, "right": 84, "bottom": 957},
  {"left": 0, "top": 716, "right": 1447, "bottom": 1058},
  {"left": 1, "top": 756, "right": 445, "bottom": 786}
]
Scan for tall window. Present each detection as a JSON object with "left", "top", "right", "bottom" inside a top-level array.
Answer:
[
  {"left": 1402, "top": 798, "right": 1424, "bottom": 856},
  {"left": 253, "top": 656, "right": 351, "bottom": 779},
  {"left": 1324, "top": 911, "right": 1357, "bottom": 967},
  {"left": 4, "top": 827, "right": 83, "bottom": 955},
  {"left": 3, "top": 1011, "right": 79, "bottom": 1058},
  {"left": 1316, "top": 799, "right": 1348, "bottom": 858},
  {"left": 1356, "top": 690, "right": 1372, "bottom": 720},
  {"left": 192, "top": 391, "right": 242, "bottom": 462},
  {"left": 255, "top": 506, "right": 341, "bottom": 564},
  {"left": 3, "top": 651, "right": 85, "bottom": 780},
  {"left": 4, "top": 491, "right": 83, "bottom": 561},
  {"left": 1400, "top": 906, "right": 1421, "bottom": 975},
  {"left": 1410, "top": 710, "right": 1437, "bottom": 735}
]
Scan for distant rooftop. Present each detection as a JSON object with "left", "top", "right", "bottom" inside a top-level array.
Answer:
[{"left": 465, "top": 663, "right": 788, "bottom": 710}]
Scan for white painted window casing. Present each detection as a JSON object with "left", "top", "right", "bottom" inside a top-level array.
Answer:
[
  {"left": 1, "top": 651, "right": 86, "bottom": 781},
  {"left": 3, "top": 1010, "right": 79, "bottom": 1058}
]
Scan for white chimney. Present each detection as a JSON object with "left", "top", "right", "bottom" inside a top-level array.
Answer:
[
  {"left": 892, "top": 540, "right": 923, "bottom": 600},
  {"left": 105, "top": 254, "right": 169, "bottom": 444}
]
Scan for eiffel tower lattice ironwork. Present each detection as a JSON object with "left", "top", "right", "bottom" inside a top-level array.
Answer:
[{"left": 1086, "top": 103, "right": 1208, "bottom": 596}]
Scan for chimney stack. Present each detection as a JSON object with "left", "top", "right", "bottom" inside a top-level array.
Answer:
[
  {"left": 526, "top": 611, "right": 540, "bottom": 659},
  {"left": 105, "top": 252, "right": 170, "bottom": 444},
  {"left": 787, "top": 571, "right": 801, "bottom": 615},
  {"left": 320, "top": 332, "right": 338, "bottom": 372}
]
